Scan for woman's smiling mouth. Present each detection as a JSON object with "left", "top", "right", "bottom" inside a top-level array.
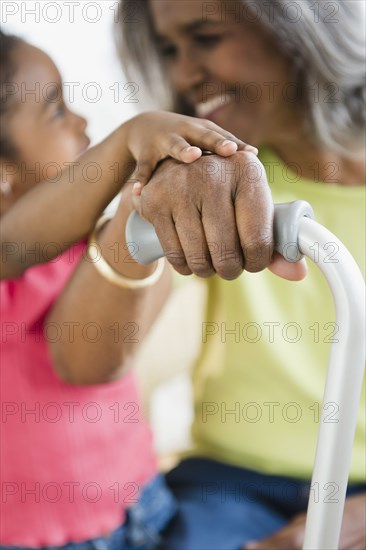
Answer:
[{"left": 195, "top": 94, "right": 234, "bottom": 119}]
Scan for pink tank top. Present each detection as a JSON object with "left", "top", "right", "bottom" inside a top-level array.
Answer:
[{"left": 0, "top": 242, "right": 157, "bottom": 545}]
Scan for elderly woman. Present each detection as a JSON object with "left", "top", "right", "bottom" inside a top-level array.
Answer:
[{"left": 116, "top": 0, "right": 366, "bottom": 548}]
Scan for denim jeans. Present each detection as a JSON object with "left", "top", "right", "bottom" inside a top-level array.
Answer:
[
  {"left": 3, "top": 460, "right": 364, "bottom": 550},
  {"left": 0, "top": 475, "right": 177, "bottom": 550},
  {"left": 162, "top": 457, "right": 366, "bottom": 550}
]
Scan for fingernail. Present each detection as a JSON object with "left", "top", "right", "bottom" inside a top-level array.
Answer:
[
  {"left": 244, "top": 145, "right": 259, "bottom": 155},
  {"left": 132, "top": 182, "right": 142, "bottom": 192},
  {"left": 185, "top": 146, "right": 201, "bottom": 153},
  {"left": 221, "top": 140, "right": 237, "bottom": 148}
]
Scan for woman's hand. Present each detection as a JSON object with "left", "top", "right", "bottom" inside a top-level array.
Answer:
[
  {"left": 133, "top": 151, "right": 305, "bottom": 281},
  {"left": 124, "top": 111, "right": 258, "bottom": 194},
  {"left": 243, "top": 492, "right": 366, "bottom": 550}
]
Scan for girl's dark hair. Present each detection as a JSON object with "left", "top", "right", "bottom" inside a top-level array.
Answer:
[{"left": 0, "top": 29, "right": 24, "bottom": 159}]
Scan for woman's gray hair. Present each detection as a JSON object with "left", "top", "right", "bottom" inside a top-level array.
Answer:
[{"left": 116, "top": 0, "right": 365, "bottom": 157}]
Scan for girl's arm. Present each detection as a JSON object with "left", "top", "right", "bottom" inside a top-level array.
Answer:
[
  {"left": 1, "top": 112, "right": 252, "bottom": 279},
  {"left": 2, "top": 112, "right": 253, "bottom": 383},
  {"left": 0, "top": 125, "right": 132, "bottom": 279}
]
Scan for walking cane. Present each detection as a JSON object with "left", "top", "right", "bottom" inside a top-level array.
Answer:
[{"left": 126, "top": 200, "right": 365, "bottom": 550}]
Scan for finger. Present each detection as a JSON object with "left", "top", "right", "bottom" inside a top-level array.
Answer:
[
  {"left": 137, "top": 167, "right": 193, "bottom": 275},
  {"left": 174, "top": 208, "right": 215, "bottom": 278},
  {"left": 144, "top": 211, "right": 193, "bottom": 276},
  {"left": 163, "top": 134, "right": 203, "bottom": 163},
  {"left": 234, "top": 156, "right": 274, "bottom": 273},
  {"left": 268, "top": 254, "right": 308, "bottom": 281},
  {"left": 189, "top": 127, "right": 240, "bottom": 157},
  {"left": 118, "top": 182, "right": 136, "bottom": 214},
  {"left": 200, "top": 191, "right": 244, "bottom": 280},
  {"left": 164, "top": 130, "right": 239, "bottom": 161},
  {"left": 131, "top": 193, "right": 141, "bottom": 215},
  {"left": 199, "top": 120, "right": 258, "bottom": 155},
  {"left": 132, "top": 183, "right": 143, "bottom": 196},
  {"left": 131, "top": 154, "right": 160, "bottom": 195}
]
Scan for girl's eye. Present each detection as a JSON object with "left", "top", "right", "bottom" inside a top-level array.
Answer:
[{"left": 52, "top": 103, "right": 66, "bottom": 119}]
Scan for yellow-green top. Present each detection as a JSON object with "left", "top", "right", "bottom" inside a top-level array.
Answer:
[{"left": 189, "top": 147, "right": 365, "bottom": 481}]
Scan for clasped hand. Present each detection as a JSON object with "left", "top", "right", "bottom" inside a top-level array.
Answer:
[{"left": 134, "top": 152, "right": 306, "bottom": 281}]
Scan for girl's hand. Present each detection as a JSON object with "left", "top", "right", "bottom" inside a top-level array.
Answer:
[{"left": 124, "top": 111, "right": 258, "bottom": 195}]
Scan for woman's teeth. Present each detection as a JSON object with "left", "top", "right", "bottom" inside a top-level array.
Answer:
[{"left": 195, "top": 94, "right": 233, "bottom": 118}]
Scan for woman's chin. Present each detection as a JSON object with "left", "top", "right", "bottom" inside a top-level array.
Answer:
[
  {"left": 219, "top": 119, "right": 259, "bottom": 146},
  {"left": 209, "top": 108, "right": 259, "bottom": 145}
]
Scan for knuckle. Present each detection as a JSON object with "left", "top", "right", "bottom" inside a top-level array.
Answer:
[
  {"left": 198, "top": 118, "right": 211, "bottom": 127},
  {"left": 175, "top": 266, "right": 193, "bottom": 276},
  {"left": 214, "top": 260, "right": 243, "bottom": 281},
  {"left": 188, "top": 256, "right": 214, "bottom": 278},
  {"left": 139, "top": 193, "right": 161, "bottom": 222},
  {"left": 194, "top": 267, "right": 215, "bottom": 278},
  {"left": 200, "top": 128, "right": 217, "bottom": 141},
  {"left": 241, "top": 221, "right": 273, "bottom": 245},
  {"left": 213, "top": 137, "right": 228, "bottom": 148},
  {"left": 174, "top": 187, "right": 195, "bottom": 209},
  {"left": 224, "top": 131, "right": 242, "bottom": 142},
  {"left": 245, "top": 261, "right": 266, "bottom": 274},
  {"left": 165, "top": 251, "right": 188, "bottom": 270},
  {"left": 170, "top": 139, "right": 186, "bottom": 156},
  {"left": 169, "top": 261, "right": 192, "bottom": 276},
  {"left": 242, "top": 236, "right": 273, "bottom": 273},
  {"left": 208, "top": 241, "right": 244, "bottom": 279},
  {"left": 201, "top": 119, "right": 217, "bottom": 130},
  {"left": 182, "top": 120, "right": 198, "bottom": 132}
]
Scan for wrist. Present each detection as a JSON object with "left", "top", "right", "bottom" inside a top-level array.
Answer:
[
  {"left": 103, "top": 124, "right": 136, "bottom": 192},
  {"left": 116, "top": 118, "right": 135, "bottom": 164}
]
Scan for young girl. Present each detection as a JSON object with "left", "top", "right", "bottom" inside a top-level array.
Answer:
[{"left": 0, "top": 30, "right": 256, "bottom": 549}]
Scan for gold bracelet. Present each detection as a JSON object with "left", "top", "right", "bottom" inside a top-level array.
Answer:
[{"left": 87, "top": 214, "right": 165, "bottom": 289}]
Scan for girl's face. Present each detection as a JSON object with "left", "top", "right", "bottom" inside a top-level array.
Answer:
[
  {"left": 2, "top": 43, "right": 90, "bottom": 210},
  {"left": 149, "top": 0, "right": 303, "bottom": 146}
]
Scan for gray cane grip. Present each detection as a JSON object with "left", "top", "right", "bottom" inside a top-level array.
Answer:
[
  {"left": 125, "top": 201, "right": 315, "bottom": 265},
  {"left": 125, "top": 211, "right": 164, "bottom": 265},
  {"left": 273, "top": 201, "right": 315, "bottom": 262}
]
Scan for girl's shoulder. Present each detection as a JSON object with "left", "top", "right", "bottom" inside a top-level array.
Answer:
[{"left": 1, "top": 240, "right": 87, "bottom": 325}]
